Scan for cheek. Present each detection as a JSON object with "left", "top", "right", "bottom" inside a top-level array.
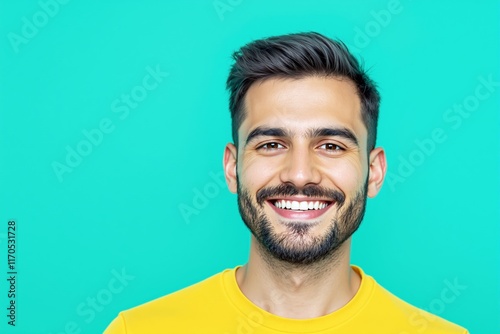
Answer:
[
  {"left": 322, "top": 155, "right": 365, "bottom": 193},
  {"left": 238, "top": 155, "right": 280, "bottom": 190}
]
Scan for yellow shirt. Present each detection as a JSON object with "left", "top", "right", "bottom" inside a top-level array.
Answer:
[{"left": 104, "top": 265, "right": 468, "bottom": 333}]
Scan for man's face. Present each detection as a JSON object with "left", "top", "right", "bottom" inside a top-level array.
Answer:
[{"left": 224, "top": 76, "right": 385, "bottom": 265}]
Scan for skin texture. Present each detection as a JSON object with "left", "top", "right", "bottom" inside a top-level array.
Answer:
[{"left": 223, "top": 76, "right": 387, "bottom": 319}]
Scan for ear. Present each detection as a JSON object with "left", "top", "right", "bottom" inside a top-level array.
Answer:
[
  {"left": 223, "top": 143, "right": 238, "bottom": 194},
  {"left": 367, "top": 147, "right": 387, "bottom": 198}
]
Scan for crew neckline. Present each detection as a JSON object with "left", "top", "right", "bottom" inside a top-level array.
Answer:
[{"left": 221, "top": 264, "right": 375, "bottom": 333}]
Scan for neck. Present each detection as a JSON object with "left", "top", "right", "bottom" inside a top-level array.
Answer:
[{"left": 235, "top": 236, "right": 361, "bottom": 319}]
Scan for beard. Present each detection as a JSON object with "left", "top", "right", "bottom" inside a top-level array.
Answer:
[{"left": 237, "top": 176, "right": 369, "bottom": 266}]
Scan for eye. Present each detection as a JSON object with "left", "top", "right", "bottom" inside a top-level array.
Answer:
[
  {"left": 319, "top": 143, "right": 344, "bottom": 152},
  {"left": 257, "top": 142, "right": 285, "bottom": 151}
]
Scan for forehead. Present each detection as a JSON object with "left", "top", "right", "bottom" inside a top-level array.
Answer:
[{"left": 240, "top": 76, "right": 366, "bottom": 146}]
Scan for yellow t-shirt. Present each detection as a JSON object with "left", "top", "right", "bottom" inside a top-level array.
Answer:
[{"left": 104, "top": 265, "right": 468, "bottom": 333}]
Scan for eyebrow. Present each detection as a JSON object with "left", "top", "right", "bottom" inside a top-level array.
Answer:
[
  {"left": 244, "top": 126, "right": 359, "bottom": 148},
  {"left": 307, "top": 127, "right": 359, "bottom": 147},
  {"left": 245, "top": 127, "right": 290, "bottom": 147}
]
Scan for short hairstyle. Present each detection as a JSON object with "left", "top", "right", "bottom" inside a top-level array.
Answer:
[{"left": 226, "top": 31, "right": 381, "bottom": 153}]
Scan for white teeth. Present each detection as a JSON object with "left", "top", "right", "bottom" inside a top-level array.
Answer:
[{"left": 273, "top": 200, "right": 330, "bottom": 211}]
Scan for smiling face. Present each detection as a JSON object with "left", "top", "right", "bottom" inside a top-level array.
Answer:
[{"left": 224, "top": 76, "right": 386, "bottom": 265}]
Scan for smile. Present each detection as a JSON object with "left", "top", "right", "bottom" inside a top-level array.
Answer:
[
  {"left": 266, "top": 198, "right": 334, "bottom": 220},
  {"left": 273, "top": 200, "right": 330, "bottom": 211}
]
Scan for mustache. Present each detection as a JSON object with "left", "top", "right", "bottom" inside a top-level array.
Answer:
[{"left": 256, "top": 183, "right": 345, "bottom": 207}]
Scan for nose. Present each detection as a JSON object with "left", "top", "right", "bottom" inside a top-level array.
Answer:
[{"left": 279, "top": 144, "right": 321, "bottom": 188}]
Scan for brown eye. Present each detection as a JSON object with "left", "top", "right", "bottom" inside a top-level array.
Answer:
[
  {"left": 319, "top": 143, "right": 344, "bottom": 152},
  {"left": 258, "top": 142, "right": 284, "bottom": 150}
]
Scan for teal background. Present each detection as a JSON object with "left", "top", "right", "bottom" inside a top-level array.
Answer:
[{"left": 0, "top": 0, "right": 499, "bottom": 333}]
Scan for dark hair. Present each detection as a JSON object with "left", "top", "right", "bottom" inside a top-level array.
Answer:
[{"left": 226, "top": 31, "right": 380, "bottom": 153}]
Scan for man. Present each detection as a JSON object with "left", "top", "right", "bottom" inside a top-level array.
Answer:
[{"left": 104, "top": 32, "right": 468, "bottom": 333}]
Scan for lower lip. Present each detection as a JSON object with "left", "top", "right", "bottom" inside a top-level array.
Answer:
[{"left": 267, "top": 201, "right": 334, "bottom": 220}]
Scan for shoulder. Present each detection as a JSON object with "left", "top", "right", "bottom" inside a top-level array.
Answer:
[
  {"left": 115, "top": 267, "right": 232, "bottom": 327},
  {"left": 357, "top": 266, "right": 468, "bottom": 333}
]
